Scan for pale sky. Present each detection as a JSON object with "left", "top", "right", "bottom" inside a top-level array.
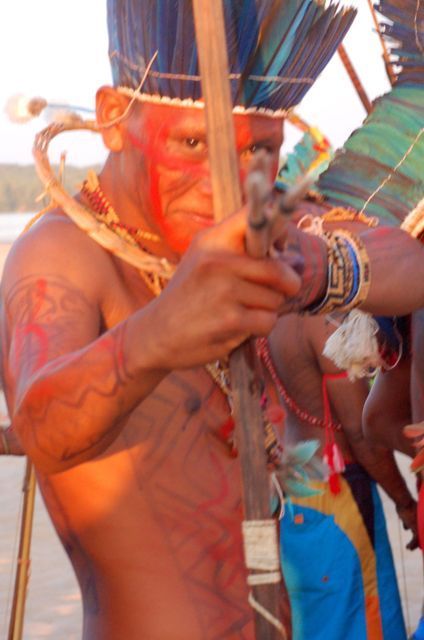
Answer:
[{"left": 0, "top": 0, "right": 391, "bottom": 167}]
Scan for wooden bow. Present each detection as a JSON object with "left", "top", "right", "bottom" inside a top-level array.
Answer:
[{"left": 192, "top": 2, "right": 285, "bottom": 638}]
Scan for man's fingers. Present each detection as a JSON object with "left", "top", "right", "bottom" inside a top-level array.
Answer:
[
  {"left": 198, "top": 208, "right": 248, "bottom": 252},
  {"left": 234, "top": 281, "right": 284, "bottom": 311},
  {"left": 208, "top": 306, "right": 278, "bottom": 350},
  {"left": 227, "top": 255, "right": 301, "bottom": 297},
  {"left": 404, "top": 422, "right": 424, "bottom": 438},
  {"left": 406, "top": 534, "right": 420, "bottom": 551},
  {"left": 238, "top": 308, "right": 279, "bottom": 337},
  {"left": 269, "top": 213, "right": 291, "bottom": 247}
]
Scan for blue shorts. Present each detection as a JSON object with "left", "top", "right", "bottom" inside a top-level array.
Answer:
[{"left": 281, "top": 464, "right": 406, "bottom": 640}]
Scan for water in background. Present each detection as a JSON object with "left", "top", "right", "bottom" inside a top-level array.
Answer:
[{"left": 0, "top": 213, "right": 36, "bottom": 243}]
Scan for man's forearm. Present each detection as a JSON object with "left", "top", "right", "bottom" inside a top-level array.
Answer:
[
  {"left": 361, "top": 227, "right": 424, "bottom": 316},
  {"left": 348, "top": 435, "right": 414, "bottom": 508},
  {"left": 287, "top": 225, "right": 424, "bottom": 316},
  {"left": 13, "top": 312, "right": 167, "bottom": 474}
]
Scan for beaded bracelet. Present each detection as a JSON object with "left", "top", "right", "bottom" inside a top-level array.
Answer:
[{"left": 306, "top": 229, "right": 371, "bottom": 315}]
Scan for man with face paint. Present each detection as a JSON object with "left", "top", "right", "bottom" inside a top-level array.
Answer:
[
  {"left": 0, "top": 1, "right": 366, "bottom": 638},
  {"left": 98, "top": 99, "right": 286, "bottom": 257}
]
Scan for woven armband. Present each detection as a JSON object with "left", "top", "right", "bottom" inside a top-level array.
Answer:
[{"left": 306, "top": 230, "right": 370, "bottom": 315}]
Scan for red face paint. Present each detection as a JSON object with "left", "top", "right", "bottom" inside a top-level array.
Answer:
[{"left": 126, "top": 103, "right": 284, "bottom": 254}]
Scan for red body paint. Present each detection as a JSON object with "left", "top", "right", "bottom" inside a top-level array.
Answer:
[
  {"left": 197, "top": 451, "right": 244, "bottom": 588},
  {"left": 13, "top": 278, "right": 49, "bottom": 373}
]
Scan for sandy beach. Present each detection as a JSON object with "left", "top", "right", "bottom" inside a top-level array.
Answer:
[{"left": 0, "top": 235, "right": 422, "bottom": 639}]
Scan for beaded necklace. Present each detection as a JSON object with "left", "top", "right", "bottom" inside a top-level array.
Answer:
[
  {"left": 82, "top": 170, "right": 161, "bottom": 244},
  {"left": 256, "top": 337, "right": 347, "bottom": 495},
  {"left": 256, "top": 337, "right": 342, "bottom": 432},
  {"left": 81, "top": 171, "right": 167, "bottom": 295}
]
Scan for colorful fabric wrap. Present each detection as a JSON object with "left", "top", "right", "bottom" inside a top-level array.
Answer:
[
  {"left": 107, "top": 0, "right": 356, "bottom": 115},
  {"left": 280, "top": 463, "right": 406, "bottom": 640}
]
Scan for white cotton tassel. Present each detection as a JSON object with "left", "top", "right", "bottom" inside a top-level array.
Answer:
[
  {"left": 4, "top": 94, "right": 48, "bottom": 123},
  {"left": 323, "top": 309, "right": 382, "bottom": 381},
  {"left": 5, "top": 94, "right": 93, "bottom": 125}
]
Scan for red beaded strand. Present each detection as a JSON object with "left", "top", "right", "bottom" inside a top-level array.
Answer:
[{"left": 256, "top": 337, "right": 342, "bottom": 432}]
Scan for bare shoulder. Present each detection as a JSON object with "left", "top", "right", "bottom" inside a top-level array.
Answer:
[
  {"left": 0, "top": 210, "right": 122, "bottom": 388},
  {"left": 1, "top": 210, "right": 114, "bottom": 304}
]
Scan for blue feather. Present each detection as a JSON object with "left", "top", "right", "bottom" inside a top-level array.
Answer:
[
  {"left": 283, "top": 478, "right": 323, "bottom": 498},
  {"left": 108, "top": 0, "right": 356, "bottom": 111},
  {"left": 376, "top": 0, "right": 424, "bottom": 85},
  {"left": 285, "top": 440, "right": 320, "bottom": 466},
  {"left": 156, "top": 1, "right": 178, "bottom": 97},
  {"left": 173, "top": 0, "right": 196, "bottom": 98}
]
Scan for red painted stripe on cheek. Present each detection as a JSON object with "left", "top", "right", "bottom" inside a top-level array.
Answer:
[{"left": 128, "top": 132, "right": 206, "bottom": 176}]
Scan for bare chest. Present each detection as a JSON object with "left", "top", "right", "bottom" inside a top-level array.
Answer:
[{"left": 122, "top": 367, "right": 238, "bottom": 490}]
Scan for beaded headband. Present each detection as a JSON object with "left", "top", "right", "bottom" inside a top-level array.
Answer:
[{"left": 107, "top": 0, "right": 356, "bottom": 116}]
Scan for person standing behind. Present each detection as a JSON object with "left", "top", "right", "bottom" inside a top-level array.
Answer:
[
  {"left": 364, "top": 311, "right": 424, "bottom": 640},
  {"left": 257, "top": 311, "right": 417, "bottom": 640}
]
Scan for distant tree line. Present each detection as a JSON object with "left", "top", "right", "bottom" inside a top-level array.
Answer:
[{"left": 0, "top": 164, "right": 101, "bottom": 213}]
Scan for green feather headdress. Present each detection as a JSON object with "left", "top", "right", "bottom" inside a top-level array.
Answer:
[
  {"left": 317, "top": 0, "right": 424, "bottom": 224},
  {"left": 107, "top": 0, "right": 356, "bottom": 116}
]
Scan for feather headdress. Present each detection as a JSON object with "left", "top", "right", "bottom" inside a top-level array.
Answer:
[
  {"left": 107, "top": 0, "right": 356, "bottom": 115},
  {"left": 317, "top": 0, "right": 424, "bottom": 224}
]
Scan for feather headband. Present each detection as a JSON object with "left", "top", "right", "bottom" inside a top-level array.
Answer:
[{"left": 107, "top": 0, "right": 356, "bottom": 116}]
